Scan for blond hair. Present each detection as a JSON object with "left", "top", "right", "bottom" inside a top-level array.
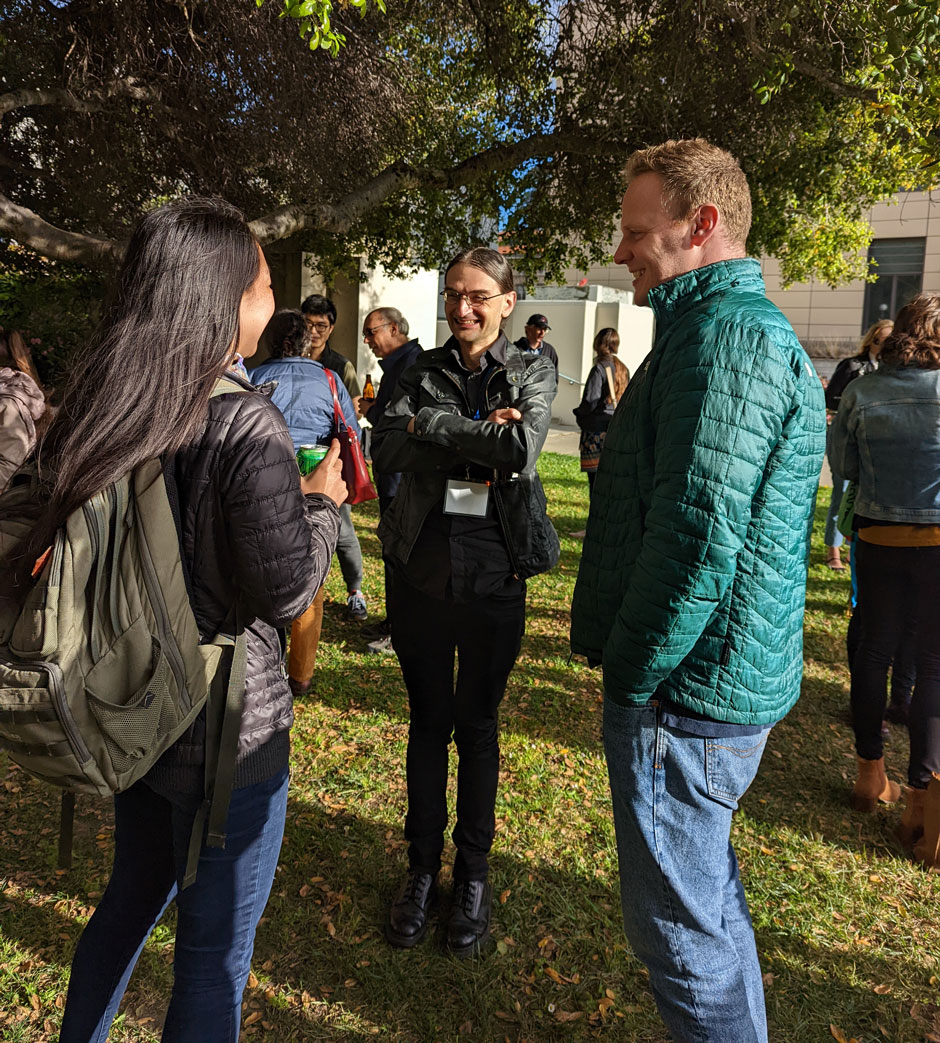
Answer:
[
  {"left": 858, "top": 319, "right": 893, "bottom": 357},
  {"left": 624, "top": 139, "right": 752, "bottom": 249}
]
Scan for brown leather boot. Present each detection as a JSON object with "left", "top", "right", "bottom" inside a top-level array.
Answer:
[
  {"left": 850, "top": 756, "right": 901, "bottom": 812},
  {"left": 896, "top": 786, "right": 926, "bottom": 849},
  {"left": 913, "top": 775, "right": 940, "bottom": 872}
]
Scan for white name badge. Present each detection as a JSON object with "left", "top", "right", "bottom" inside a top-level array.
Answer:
[{"left": 443, "top": 478, "right": 491, "bottom": 517}]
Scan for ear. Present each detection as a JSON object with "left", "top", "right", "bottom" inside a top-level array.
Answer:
[
  {"left": 690, "top": 204, "right": 720, "bottom": 247},
  {"left": 501, "top": 291, "right": 517, "bottom": 318}
]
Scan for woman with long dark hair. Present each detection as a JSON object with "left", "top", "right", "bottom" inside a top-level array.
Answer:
[
  {"left": 572, "top": 327, "right": 629, "bottom": 496},
  {"left": 15, "top": 198, "right": 347, "bottom": 1041},
  {"left": 831, "top": 293, "right": 940, "bottom": 870},
  {"left": 372, "top": 247, "right": 559, "bottom": 957}
]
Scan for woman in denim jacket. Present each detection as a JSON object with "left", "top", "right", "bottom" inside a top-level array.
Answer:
[{"left": 830, "top": 293, "right": 940, "bottom": 870}]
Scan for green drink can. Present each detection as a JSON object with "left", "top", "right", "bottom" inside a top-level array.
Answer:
[{"left": 297, "top": 443, "right": 329, "bottom": 476}]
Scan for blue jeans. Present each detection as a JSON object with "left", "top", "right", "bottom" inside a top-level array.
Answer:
[
  {"left": 60, "top": 767, "right": 289, "bottom": 1043},
  {"left": 824, "top": 474, "right": 848, "bottom": 548},
  {"left": 604, "top": 698, "right": 771, "bottom": 1043}
]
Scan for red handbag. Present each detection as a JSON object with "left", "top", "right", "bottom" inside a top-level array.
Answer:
[{"left": 323, "top": 368, "right": 377, "bottom": 505}]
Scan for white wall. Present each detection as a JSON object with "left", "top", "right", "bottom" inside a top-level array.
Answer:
[
  {"left": 299, "top": 254, "right": 439, "bottom": 388},
  {"left": 594, "top": 302, "right": 655, "bottom": 381},
  {"left": 505, "top": 301, "right": 597, "bottom": 421},
  {"left": 429, "top": 293, "right": 655, "bottom": 422},
  {"left": 356, "top": 262, "right": 440, "bottom": 388},
  {"left": 504, "top": 296, "right": 654, "bottom": 423}
]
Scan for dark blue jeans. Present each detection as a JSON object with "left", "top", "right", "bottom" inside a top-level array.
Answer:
[{"left": 60, "top": 767, "right": 289, "bottom": 1043}]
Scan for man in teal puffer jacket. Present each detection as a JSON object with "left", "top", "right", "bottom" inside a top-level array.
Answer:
[{"left": 571, "top": 139, "right": 825, "bottom": 1043}]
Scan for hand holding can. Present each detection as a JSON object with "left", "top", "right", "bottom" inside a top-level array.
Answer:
[{"left": 300, "top": 439, "right": 347, "bottom": 506}]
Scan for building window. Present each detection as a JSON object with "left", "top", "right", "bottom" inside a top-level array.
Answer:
[{"left": 862, "top": 237, "right": 925, "bottom": 331}]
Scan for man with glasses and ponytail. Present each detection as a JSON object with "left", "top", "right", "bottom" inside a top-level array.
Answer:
[{"left": 372, "top": 247, "right": 559, "bottom": 958}]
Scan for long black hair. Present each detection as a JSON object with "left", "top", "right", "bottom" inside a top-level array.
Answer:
[{"left": 13, "top": 197, "right": 260, "bottom": 583}]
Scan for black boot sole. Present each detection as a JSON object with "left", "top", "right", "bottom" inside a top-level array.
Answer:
[
  {"left": 385, "top": 919, "right": 430, "bottom": 949},
  {"left": 446, "top": 923, "right": 492, "bottom": 959}
]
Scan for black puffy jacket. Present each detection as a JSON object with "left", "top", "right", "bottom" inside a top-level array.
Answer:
[
  {"left": 371, "top": 335, "right": 559, "bottom": 581},
  {"left": 825, "top": 355, "right": 876, "bottom": 411},
  {"left": 147, "top": 377, "right": 340, "bottom": 793}
]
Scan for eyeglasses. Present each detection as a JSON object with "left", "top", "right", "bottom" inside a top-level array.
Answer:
[
  {"left": 306, "top": 320, "right": 332, "bottom": 334},
  {"left": 363, "top": 322, "right": 391, "bottom": 337},
  {"left": 440, "top": 289, "right": 506, "bottom": 307}
]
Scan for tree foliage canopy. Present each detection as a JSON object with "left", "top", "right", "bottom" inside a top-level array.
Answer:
[{"left": 1, "top": 0, "right": 938, "bottom": 287}]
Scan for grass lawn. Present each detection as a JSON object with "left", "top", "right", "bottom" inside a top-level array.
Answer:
[{"left": 1, "top": 452, "right": 939, "bottom": 1042}]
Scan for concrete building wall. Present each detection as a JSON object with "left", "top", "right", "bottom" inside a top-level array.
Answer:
[
  {"left": 762, "top": 190, "right": 940, "bottom": 350},
  {"left": 435, "top": 295, "right": 654, "bottom": 422},
  {"left": 260, "top": 252, "right": 439, "bottom": 392}
]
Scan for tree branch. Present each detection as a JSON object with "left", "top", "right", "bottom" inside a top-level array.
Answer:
[
  {"left": 0, "top": 189, "right": 124, "bottom": 266},
  {"left": 0, "top": 78, "right": 158, "bottom": 120},
  {"left": 0, "top": 87, "right": 100, "bottom": 120},
  {"left": 1, "top": 77, "right": 614, "bottom": 263},
  {"left": 250, "top": 131, "right": 612, "bottom": 243},
  {"left": 726, "top": 2, "right": 878, "bottom": 102}
]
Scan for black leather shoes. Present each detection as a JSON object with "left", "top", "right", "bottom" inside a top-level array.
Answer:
[
  {"left": 385, "top": 869, "right": 437, "bottom": 948},
  {"left": 446, "top": 879, "right": 492, "bottom": 958}
]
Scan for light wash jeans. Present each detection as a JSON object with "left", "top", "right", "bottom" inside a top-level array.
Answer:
[{"left": 604, "top": 697, "right": 771, "bottom": 1043}]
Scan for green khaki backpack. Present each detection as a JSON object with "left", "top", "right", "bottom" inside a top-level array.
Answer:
[{"left": 0, "top": 378, "right": 248, "bottom": 886}]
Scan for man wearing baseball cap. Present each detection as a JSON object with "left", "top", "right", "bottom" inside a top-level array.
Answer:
[{"left": 514, "top": 313, "right": 559, "bottom": 378}]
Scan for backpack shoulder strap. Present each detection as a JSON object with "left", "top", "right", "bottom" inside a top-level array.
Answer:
[{"left": 210, "top": 375, "right": 251, "bottom": 399}]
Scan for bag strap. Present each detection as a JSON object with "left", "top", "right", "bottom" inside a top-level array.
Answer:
[
  {"left": 182, "top": 613, "right": 248, "bottom": 889},
  {"left": 210, "top": 374, "right": 249, "bottom": 399},
  {"left": 323, "top": 367, "right": 349, "bottom": 436},
  {"left": 605, "top": 362, "right": 618, "bottom": 406}
]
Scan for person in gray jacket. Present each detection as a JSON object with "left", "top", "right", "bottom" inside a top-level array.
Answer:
[{"left": 372, "top": 247, "right": 558, "bottom": 958}]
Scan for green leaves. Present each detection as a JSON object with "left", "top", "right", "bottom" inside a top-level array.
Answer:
[{"left": 262, "top": 0, "right": 384, "bottom": 56}]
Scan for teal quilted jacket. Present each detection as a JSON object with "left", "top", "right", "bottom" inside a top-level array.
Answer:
[{"left": 570, "top": 259, "right": 825, "bottom": 725}]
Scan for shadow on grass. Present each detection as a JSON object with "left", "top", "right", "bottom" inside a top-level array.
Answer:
[{"left": 3, "top": 789, "right": 931, "bottom": 1043}]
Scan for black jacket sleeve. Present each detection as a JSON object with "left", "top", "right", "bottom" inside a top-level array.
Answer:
[
  {"left": 372, "top": 354, "right": 556, "bottom": 475},
  {"left": 573, "top": 362, "right": 606, "bottom": 425},
  {"left": 215, "top": 393, "right": 340, "bottom": 626},
  {"left": 825, "top": 359, "right": 857, "bottom": 411}
]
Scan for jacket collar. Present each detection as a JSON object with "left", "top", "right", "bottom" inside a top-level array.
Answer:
[
  {"left": 444, "top": 331, "right": 510, "bottom": 370},
  {"left": 648, "top": 258, "right": 764, "bottom": 332},
  {"left": 379, "top": 338, "right": 421, "bottom": 375}
]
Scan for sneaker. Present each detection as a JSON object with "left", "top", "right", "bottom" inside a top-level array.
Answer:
[
  {"left": 346, "top": 590, "right": 368, "bottom": 621},
  {"left": 367, "top": 633, "right": 395, "bottom": 655}
]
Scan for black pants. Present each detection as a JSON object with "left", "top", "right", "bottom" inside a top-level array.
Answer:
[
  {"left": 379, "top": 495, "right": 395, "bottom": 626},
  {"left": 851, "top": 540, "right": 940, "bottom": 786},
  {"left": 389, "top": 574, "right": 526, "bottom": 880}
]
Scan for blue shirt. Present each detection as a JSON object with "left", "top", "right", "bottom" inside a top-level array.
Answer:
[{"left": 249, "top": 356, "right": 356, "bottom": 451}]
